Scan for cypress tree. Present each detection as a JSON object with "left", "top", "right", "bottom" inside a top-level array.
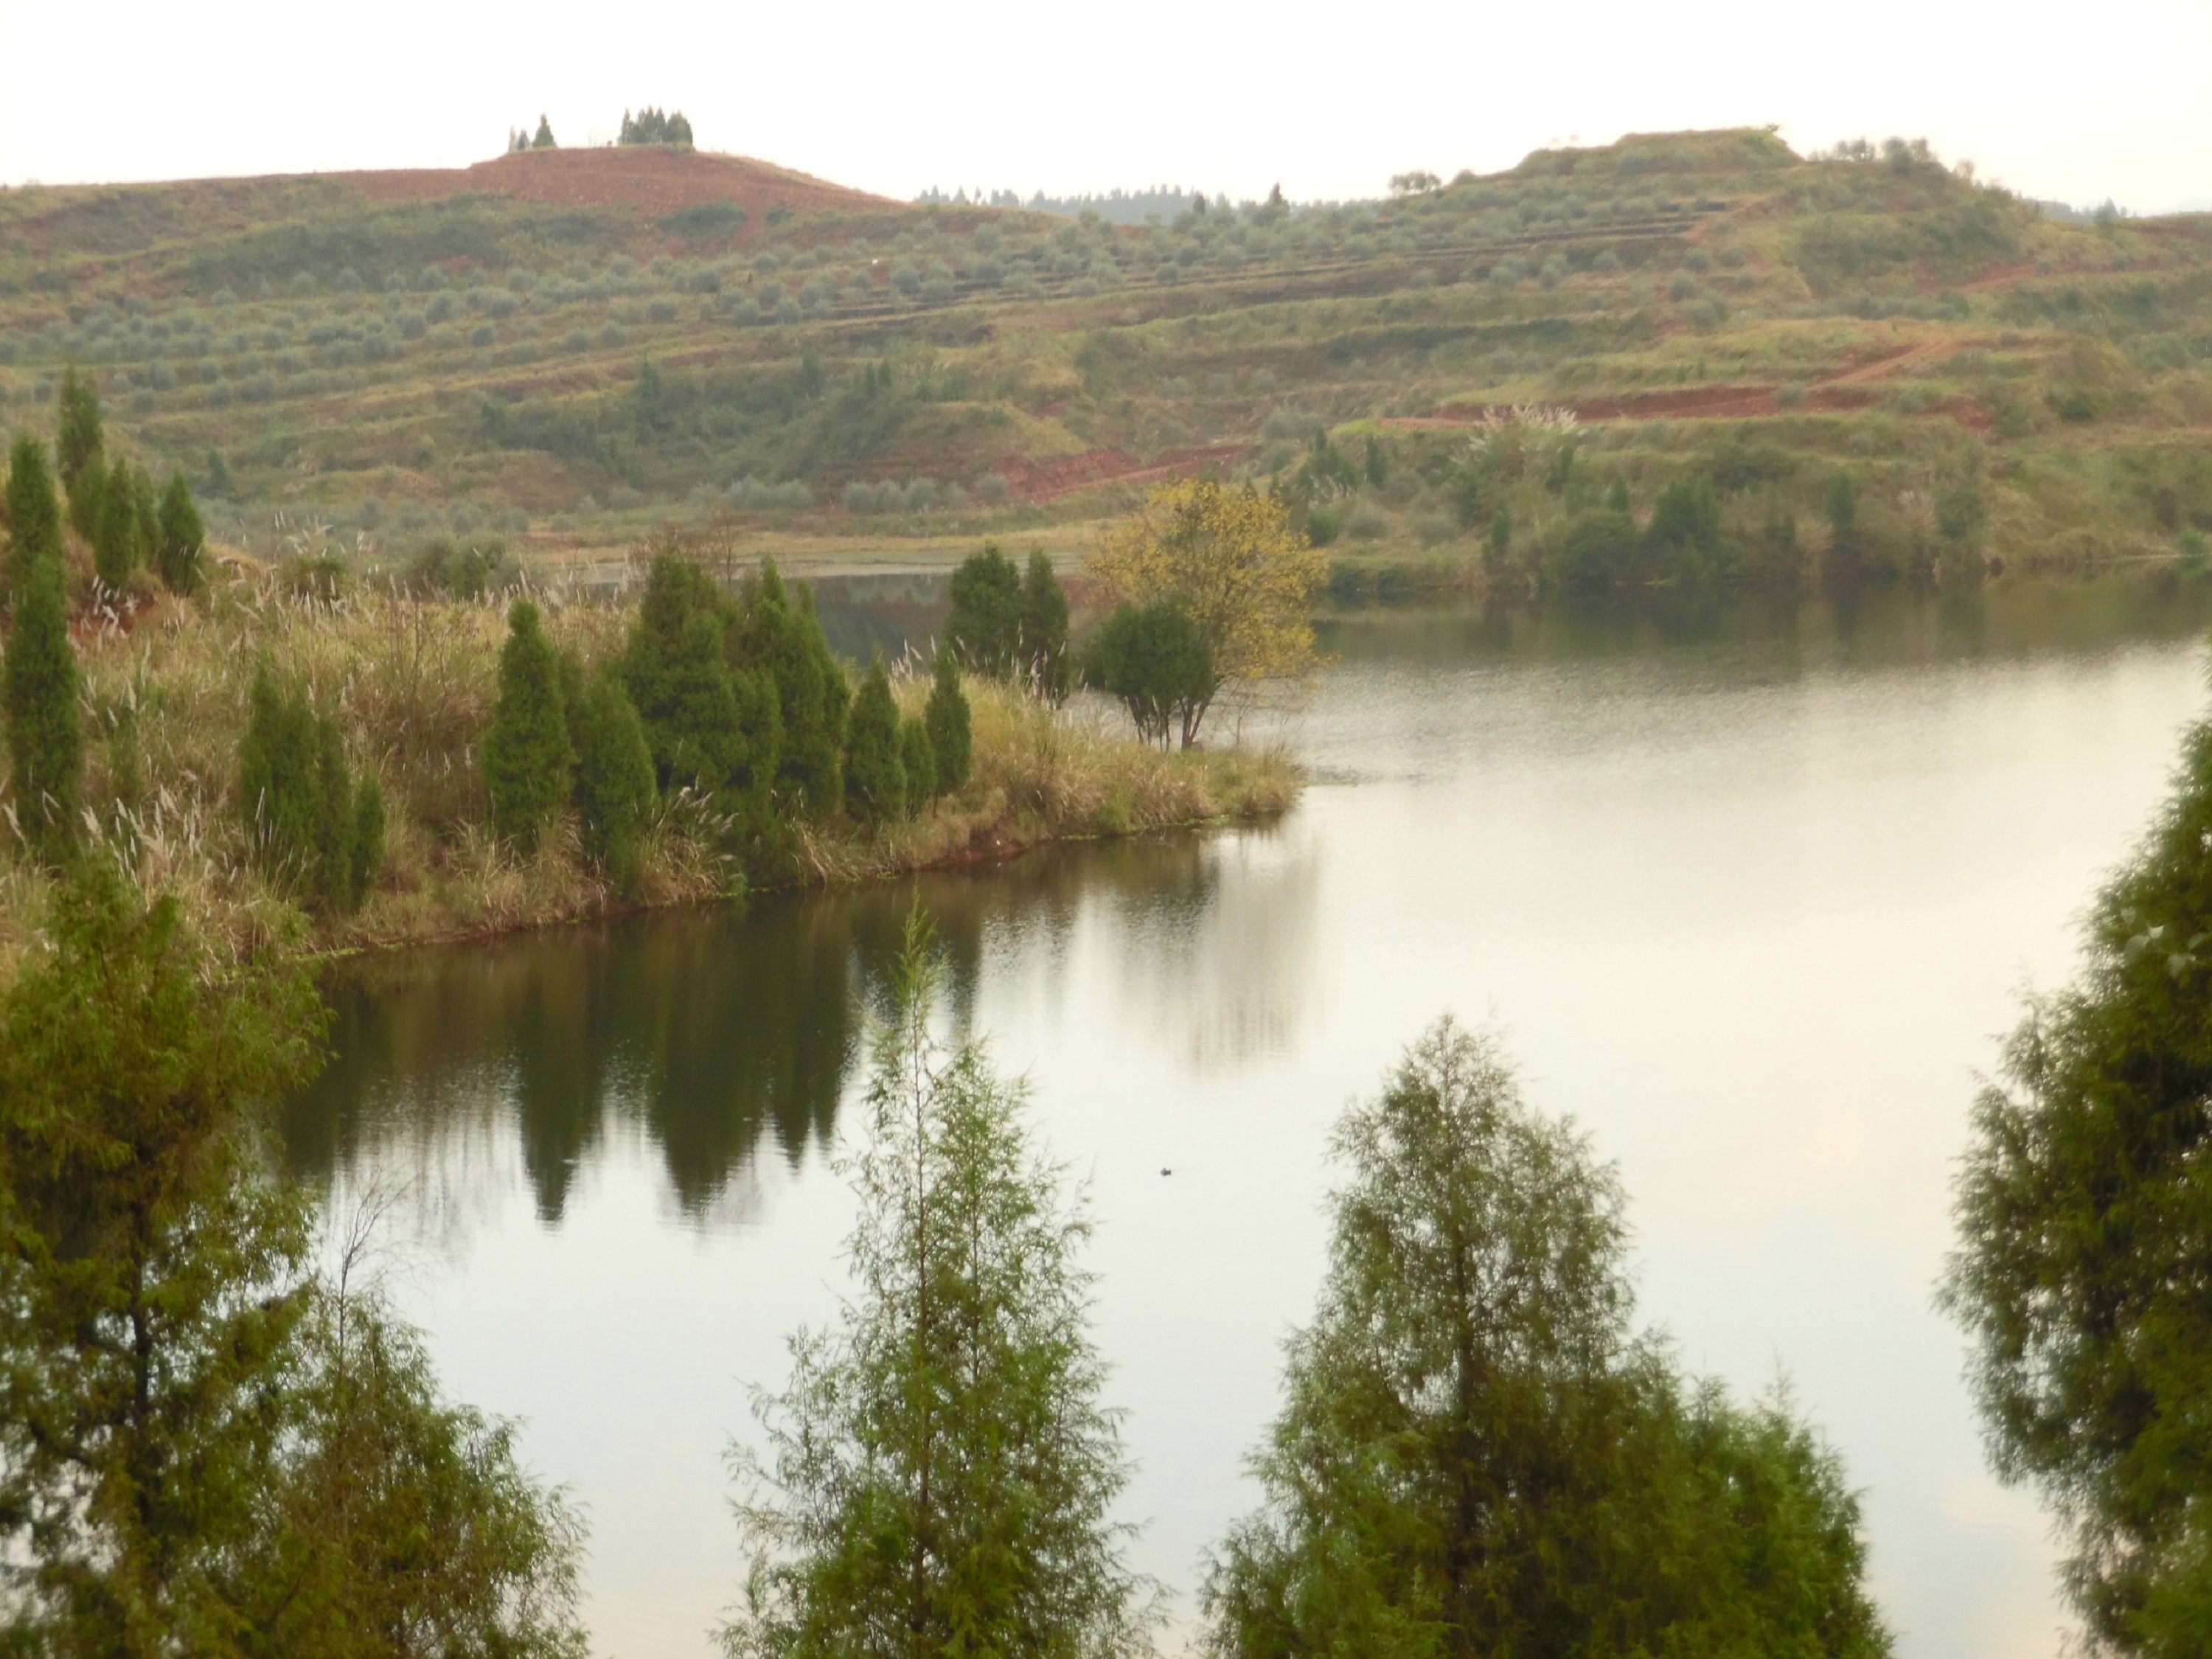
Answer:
[
  {"left": 624, "top": 554, "right": 742, "bottom": 795},
  {"left": 238, "top": 668, "right": 375, "bottom": 913},
  {"left": 482, "top": 599, "right": 576, "bottom": 852},
  {"left": 55, "top": 365, "right": 102, "bottom": 492},
  {"left": 900, "top": 715, "right": 936, "bottom": 815},
  {"left": 573, "top": 667, "right": 656, "bottom": 895},
  {"left": 943, "top": 544, "right": 1024, "bottom": 676},
  {"left": 1019, "top": 548, "right": 1071, "bottom": 702},
  {"left": 532, "top": 115, "right": 556, "bottom": 149},
  {"left": 131, "top": 468, "right": 159, "bottom": 577},
  {"left": 792, "top": 584, "right": 847, "bottom": 815},
  {"left": 155, "top": 471, "right": 205, "bottom": 595},
  {"left": 4, "top": 554, "right": 83, "bottom": 862},
  {"left": 4, "top": 434, "right": 63, "bottom": 601},
  {"left": 66, "top": 448, "right": 106, "bottom": 545},
  {"left": 93, "top": 459, "right": 141, "bottom": 591},
  {"left": 925, "top": 650, "right": 970, "bottom": 793},
  {"left": 841, "top": 658, "right": 905, "bottom": 828},
  {"left": 735, "top": 559, "right": 842, "bottom": 816}
]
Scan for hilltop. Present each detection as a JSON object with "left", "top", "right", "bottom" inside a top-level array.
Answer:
[{"left": 3, "top": 128, "right": 2211, "bottom": 588}]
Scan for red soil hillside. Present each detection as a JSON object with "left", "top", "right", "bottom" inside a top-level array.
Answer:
[{"left": 344, "top": 146, "right": 900, "bottom": 223}]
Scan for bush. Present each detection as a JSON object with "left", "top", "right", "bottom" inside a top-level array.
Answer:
[
  {"left": 1344, "top": 501, "right": 1389, "bottom": 542},
  {"left": 1082, "top": 602, "right": 1217, "bottom": 749},
  {"left": 1546, "top": 506, "right": 1640, "bottom": 594}
]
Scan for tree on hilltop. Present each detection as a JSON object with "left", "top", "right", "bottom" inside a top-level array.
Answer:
[{"left": 532, "top": 115, "right": 557, "bottom": 150}]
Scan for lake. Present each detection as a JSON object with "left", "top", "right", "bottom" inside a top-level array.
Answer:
[{"left": 285, "top": 572, "right": 2212, "bottom": 1658}]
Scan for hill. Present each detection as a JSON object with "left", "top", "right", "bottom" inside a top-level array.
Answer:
[{"left": 3, "top": 129, "right": 2211, "bottom": 590}]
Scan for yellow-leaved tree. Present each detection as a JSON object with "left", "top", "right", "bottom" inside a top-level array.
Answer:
[{"left": 1090, "top": 479, "right": 1325, "bottom": 745}]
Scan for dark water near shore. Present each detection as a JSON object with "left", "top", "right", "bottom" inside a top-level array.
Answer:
[{"left": 288, "top": 572, "right": 2212, "bottom": 1658}]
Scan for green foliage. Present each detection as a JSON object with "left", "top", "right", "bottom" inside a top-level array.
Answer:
[
  {"left": 406, "top": 535, "right": 518, "bottom": 599},
  {"left": 1945, "top": 702, "right": 2212, "bottom": 1656},
  {"left": 726, "top": 915, "right": 1152, "bottom": 1659},
  {"left": 572, "top": 667, "right": 657, "bottom": 894},
  {"left": 55, "top": 364, "right": 102, "bottom": 491},
  {"left": 155, "top": 470, "right": 205, "bottom": 594},
  {"left": 65, "top": 448, "right": 105, "bottom": 544},
  {"left": 1545, "top": 505, "right": 1640, "bottom": 594},
  {"left": 945, "top": 544, "right": 1025, "bottom": 677},
  {"left": 531, "top": 114, "right": 556, "bottom": 149},
  {"left": 0, "top": 867, "right": 325, "bottom": 1653},
  {"left": 0, "top": 866, "right": 588, "bottom": 1656},
  {"left": 93, "top": 456, "right": 142, "bottom": 591},
  {"left": 237, "top": 667, "right": 380, "bottom": 912},
  {"left": 1082, "top": 602, "right": 1217, "bottom": 750},
  {"left": 841, "top": 658, "right": 905, "bottom": 828},
  {"left": 1823, "top": 471, "right": 1863, "bottom": 585},
  {"left": 924, "top": 650, "right": 971, "bottom": 793},
  {"left": 619, "top": 106, "right": 694, "bottom": 146},
  {"left": 1484, "top": 501, "right": 1514, "bottom": 568},
  {"left": 1646, "top": 473, "right": 1724, "bottom": 581},
  {"left": 1020, "top": 549, "right": 1072, "bottom": 702},
  {"left": 624, "top": 554, "right": 746, "bottom": 794},
  {"left": 899, "top": 715, "right": 936, "bottom": 814},
  {"left": 734, "top": 560, "right": 844, "bottom": 818},
  {"left": 4, "top": 434, "right": 63, "bottom": 599},
  {"left": 484, "top": 599, "right": 577, "bottom": 852},
  {"left": 1204, "top": 1020, "right": 1891, "bottom": 1659},
  {"left": 4, "top": 554, "right": 82, "bottom": 861}
]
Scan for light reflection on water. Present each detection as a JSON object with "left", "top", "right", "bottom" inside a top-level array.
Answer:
[{"left": 288, "top": 574, "right": 2212, "bottom": 1659}]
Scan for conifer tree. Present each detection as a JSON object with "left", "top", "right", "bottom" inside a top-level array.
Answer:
[
  {"left": 790, "top": 584, "right": 848, "bottom": 815},
  {"left": 532, "top": 115, "right": 556, "bottom": 149},
  {"left": 238, "top": 669, "right": 378, "bottom": 913},
  {"left": 944, "top": 544, "right": 1023, "bottom": 677},
  {"left": 155, "top": 470, "right": 205, "bottom": 595},
  {"left": 924, "top": 649, "right": 971, "bottom": 793},
  {"left": 131, "top": 467, "right": 159, "bottom": 575},
  {"left": 4, "top": 434, "right": 63, "bottom": 601},
  {"left": 55, "top": 364, "right": 102, "bottom": 491},
  {"left": 624, "top": 554, "right": 743, "bottom": 795},
  {"left": 841, "top": 658, "right": 905, "bottom": 828},
  {"left": 900, "top": 716, "right": 936, "bottom": 815},
  {"left": 483, "top": 600, "right": 577, "bottom": 852},
  {"left": 1020, "top": 549, "right": 1071, "bottom": 703},
  {"left": 66, "top": 448, "right": 105, "bottom": 544},
  {"left": 727, "top": 914, "right": 1152, "bottom": 1659},
  {"left": 4, "top": 553, "right": 83, "bottom": 862},
  {"left": 93, "top": 459, "right": 141, "bottom": 591},
  {"left": 573, "top": 667, "right": 657, "bottom": 894},
  {"left": 735, "top": 560, "right": 844, "bottom": 816}
]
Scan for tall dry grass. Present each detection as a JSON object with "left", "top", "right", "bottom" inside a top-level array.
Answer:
[{"left": 0, "top": 574, "right": 1298, "bottom": 976}]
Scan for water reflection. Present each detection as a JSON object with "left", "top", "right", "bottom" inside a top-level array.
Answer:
[{"left": 283, "top": 825, "right": 1321, "bottom": 1217}]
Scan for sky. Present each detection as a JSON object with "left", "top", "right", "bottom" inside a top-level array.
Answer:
[{"left": 1, "top": 0, "right": 2208, "bottom": 214}]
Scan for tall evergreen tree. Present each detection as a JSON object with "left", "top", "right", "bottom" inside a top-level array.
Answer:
[
  {"left": 54, "top": 364, "right": 102, "bottom": 492},
  {"left": 944, "top": 544, "right": 1024, "bottom": 677},
  {"left": 899, "top": 716, "right": 936, "bottom": 815},
  {"left": 726, "top": 914, "right": 1154, "bottom": 1659},
  {"left": 532, "top": 114, "right": 557, "bottom": 149},
  {"left": 238, "top": 668, "right": 378, "bottom": 912},
  {"left": 66, "top": 448, "right": 105, "bottom": 545},
  {"left": 1205, "top": 1020, "right": 1891, "bottom": 1659},
  {"left": 1946, "top": 694, "right": 2212, "bottom": 1657},
  {"left": 572, "top": 667, "right": 657, "bottom": 895},
  {"left": 624, "top": 554, "right": 744, "bottom": 795},
  {"left": 735, "top": 560, "right": 844, "bottom": 817},
  {"left": 483, "top": 599, "right": 577, "bottom": 852},
  {"left": 93, "top": 457, "right": 141, "bottom": 591},
  {"left": 1020, "top": 548, "right": 1071, "bottom": 703},
  {"left": 841, "top": 659, "right": 905, "bottom": 828},
  {"left": 0, "top": 865, "right": 588, "bottom": 1654},
  {"left": 4, "top": 434, "right": 63, "bottom": 601},
  {"left": 154, "top": 470, "right": 205, "bottom": 595},
  {"left": 924, "top": 649, "right": 971, "bottom": 793},
  {"left": 4, "top": 553, "right": 83, "bottom": 862}
]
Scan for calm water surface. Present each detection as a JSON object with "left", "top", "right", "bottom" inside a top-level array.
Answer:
[{"left": 288, "top": 576, "right": 2212, "bottom": 1659}]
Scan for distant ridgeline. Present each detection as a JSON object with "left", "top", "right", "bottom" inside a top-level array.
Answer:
[{"left": 917, "top": 185, "right": 1237, "bottom": 223}]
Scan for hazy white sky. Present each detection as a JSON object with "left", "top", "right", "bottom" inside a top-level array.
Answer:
[{"left": 1, "top": 0, "right": 2207, "bottom": 212}]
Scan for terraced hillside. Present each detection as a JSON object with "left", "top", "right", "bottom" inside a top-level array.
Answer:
[{"left": 3, "top": 128, "right": 2210, "bottom": 588}]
